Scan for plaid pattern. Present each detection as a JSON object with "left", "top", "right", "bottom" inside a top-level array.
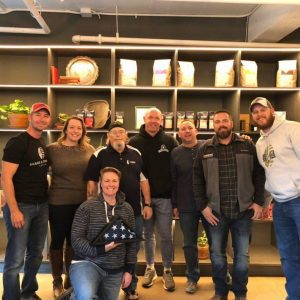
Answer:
[{"left": 217, "top": 141, "right": 239, "bottom": 219}]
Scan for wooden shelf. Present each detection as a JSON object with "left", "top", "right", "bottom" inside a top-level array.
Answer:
[{"left": 0, "top": 44, "right": 297, "bottom": 275}]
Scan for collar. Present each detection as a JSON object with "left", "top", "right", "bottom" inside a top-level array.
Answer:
[
  {"left": 212, "top": 133, "right": 243, "bottom": 146},
  {"left": 107, "top": 143, "right": 128, "bottom": 154}
]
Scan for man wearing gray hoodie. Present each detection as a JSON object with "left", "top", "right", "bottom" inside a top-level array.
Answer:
[{"left": 250, "top": 97, "right": 300, "bottom": 300}]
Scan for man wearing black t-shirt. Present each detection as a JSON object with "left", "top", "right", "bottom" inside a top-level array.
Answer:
[
  {"left": 85, "top": 121, "right": 152, "bottom": 300},
  {"left": 1, "top": 103, "right": 51, "bottom": 300}
]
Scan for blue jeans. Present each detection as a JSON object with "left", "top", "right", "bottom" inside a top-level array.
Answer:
[
  {"left": 2, "top": 202, "right": 49, "bottom": 300},
  {"left": 209, "top": 210, "right": 252, "bottom": 297},
  {"left": 123, "top": 214, "right": 143, "bottom": 293},
  {"left": 179, "top": 211, "right": 202, "bottom": 283},
  {"left": 273, "top": 198, "right": 300, "bottom": 300},
  {"left": 70, "top": 261, "right": 123, "bottom": 300},
  {"left": 144, "top": 198, "right": 173, "bottom": 269}
]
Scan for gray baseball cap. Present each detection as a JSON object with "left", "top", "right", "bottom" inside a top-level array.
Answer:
[{"left": 249, "top": 97, "right": 273, "bottom": 112}]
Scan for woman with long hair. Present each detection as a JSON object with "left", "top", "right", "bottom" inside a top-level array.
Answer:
[{"left": 47, "top": 116, "right": 95, "bottom": 298}]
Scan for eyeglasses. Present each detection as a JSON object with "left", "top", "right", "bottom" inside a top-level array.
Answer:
[{"left": 109, "top": 130, "right": 126, "bottom": 136}]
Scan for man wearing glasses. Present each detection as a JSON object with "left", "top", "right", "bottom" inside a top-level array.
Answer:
[{"left": 85, "top": 121, "right": 152, "bottom": 300}]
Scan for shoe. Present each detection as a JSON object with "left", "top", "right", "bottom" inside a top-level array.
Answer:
[
  {"left": 210, "top": 294, "right": 228, "bottom": 300},
  {"left": 21, "top": 294, "right": 42, "bottom": 300},
  {"left": 185, "top": 281, "right": 198, "bottom": 294},
  {"left": 56, "top": 287, "right": 74, "bottom": 300},
  {"left": 162, "top": 270, "right": 175, "bottom": 291},
  {"left": 235, "top": 297, "right": 247, "bottom": 300},
  {"left": 126, "top": 290, "right": 139, "bottom": 300},
  {"left": 142, "top": 268, "right": 157, "bottom": 287}
]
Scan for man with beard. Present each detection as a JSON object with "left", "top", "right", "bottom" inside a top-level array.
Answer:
[
  {"left": 85, "top": 121, "right": 152, "bottom": 300},
  {"left": 250, "top": 97, "right": 300, "bottom": 300},
  {"left": 193, "top": 110, "right": 265, "bottom": 300}
]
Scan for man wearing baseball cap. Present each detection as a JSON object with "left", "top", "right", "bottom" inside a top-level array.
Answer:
[
  {"left": 2, "top": 102, "right": 51, "bottom": 300},
  {"left": 30, "top": 102, "right": 51, "bottom": 115},
  {"left": 250, "top": 97, "right": 300, "bottom": 300},
  {"left": 85, "top": 121, "right": 152, "bottom": 300}
]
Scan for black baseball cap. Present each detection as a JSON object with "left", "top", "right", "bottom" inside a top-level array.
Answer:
[{"left": 108, "top": 121, "right": 125, "bottom": 131}]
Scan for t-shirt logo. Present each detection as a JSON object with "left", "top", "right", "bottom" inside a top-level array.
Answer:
[
  {"left": 158, "top": 144, "right": 169, "bottom": 153},
  {"left": 38, "top": 147, "right": 45, "bottom": 160},
  {"left": 126, "top": 160, "right": 136, "bottom": 165},
  {"left": 262, "top": 144, "right": 276, "bottom": 167}
]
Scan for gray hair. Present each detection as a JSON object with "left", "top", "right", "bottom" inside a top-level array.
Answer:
[{"left": 144, "top": 107, "right": 162, "bottom": 118}]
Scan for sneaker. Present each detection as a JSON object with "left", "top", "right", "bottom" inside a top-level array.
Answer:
[
  {"left": 185, "top": 281, "right": 198, "bottom": 294},
  {"left": 210, "top": 294, "right": 228, "bottom": 300},
  {"left": 142, "top": 268, "right": 157, "bottom": 287},
  {"left": 162, "top": 270, "right": 175, "bottom": 291},
  {"left": 126, "top": 290, "right": 139, "bottom": 300},
  {"left": 21, "top": 294, "right": 42, "bottom": 300}
]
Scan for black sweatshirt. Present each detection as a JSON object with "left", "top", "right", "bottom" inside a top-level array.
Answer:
[{"left": 129, "top": 125, "right": 178, "bottom": 198}]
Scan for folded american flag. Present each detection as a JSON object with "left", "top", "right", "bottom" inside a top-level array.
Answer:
[{"left": 90, "top": 215, "right": 144, "bottom": 246}]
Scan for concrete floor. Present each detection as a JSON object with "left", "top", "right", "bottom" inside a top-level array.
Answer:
[{"left": 0, "top": 274, "right": 287, "bottom": 300}]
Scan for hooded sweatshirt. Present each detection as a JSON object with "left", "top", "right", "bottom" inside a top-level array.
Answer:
[
  {"left": 71, "top": 191, "right": 136, "bottom": 274},
  {"left": 129, "top": 125, "right": 178, "bottom": 198},
  {"left": 256, "top": 115, "right": 300, "bottom": 202}
]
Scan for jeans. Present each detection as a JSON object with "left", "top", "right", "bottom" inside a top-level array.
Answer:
[
  {"left": 179, "top": 211, "right": 202, "bottom": 283},
  {"left": 144, "top": 198, "right": 173, "bottom": 269},
  {"left": 70, "top": 261, "right": 123, "bottom": 300},
  {"left": 2, "top": 202, "right": 49, "bottom": 300},
  {"left": 123, "top": 214, "right": 143, "bottom": 293},
  {"left": 273, "top": 198, "right": 300, "bottom": 300},
  {"left": 209, "top": 210, "right": 252, "bottom": 297}
]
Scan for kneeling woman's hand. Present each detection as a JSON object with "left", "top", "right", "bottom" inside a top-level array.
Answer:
[
  {"left": 121, "top": 272, "right": 132, "bottom": 288},
  {"left": 105, "top": 241, "right": 121, "bottom": 252}
]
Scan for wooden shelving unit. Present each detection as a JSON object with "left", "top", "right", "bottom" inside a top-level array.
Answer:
[{"left": 1, "top": 44, "right": 298, "bottom": 275}]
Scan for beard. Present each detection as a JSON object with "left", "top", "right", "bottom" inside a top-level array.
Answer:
[
  {"left": 253, "top": 114, "right": 275, "bottom": 130},
  {"left": 216, "top": 127, "right": 232, "bottom": 139},
  {"left": 111, "top": 140, "right": 125, "bottom": 152}
]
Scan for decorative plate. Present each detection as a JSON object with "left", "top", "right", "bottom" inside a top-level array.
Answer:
[{"left": 66, "top": 56, "right": 99, "bottom": 85}]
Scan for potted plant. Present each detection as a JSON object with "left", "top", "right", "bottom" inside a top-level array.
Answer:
[
  {"left": 0, "top": 99, "right": 30, "bottom": 128},
  {"left": 197, "top": 230, "right": 209, "bottom": 260}
]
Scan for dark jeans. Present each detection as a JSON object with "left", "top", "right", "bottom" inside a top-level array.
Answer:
[
  {"left": 273, "top": 198, "right": 300, "bottom": 300},
  {"left": 49, "top": 204, "right": 80, "bottom": 249},
  {"left": 2, "top": 202, "right": 49, "bottom": 300},
  {"left": 209, "top": 210, "right": 252, "bottom": 297},
  {"left": 123, "top": 214, "right": 144, "bottom": 294},
  {"left": 179, "top": 211, "right": 202, "bottom": 283}
]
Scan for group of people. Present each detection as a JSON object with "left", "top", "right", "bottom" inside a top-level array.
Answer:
[{"left": 1, "top": 98, "right": 299, "bottom": 300}]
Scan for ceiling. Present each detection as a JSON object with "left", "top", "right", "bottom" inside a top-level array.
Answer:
[
  {"left": 1, "top": 0, "right": 300, "bottom": 43},
  {"left": 0, "top": 0, "right": 261, "bottom": 18}
]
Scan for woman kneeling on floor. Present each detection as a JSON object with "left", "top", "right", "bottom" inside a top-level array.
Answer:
[{"left": 70, "top": 167, "right": 137, "bottom": 300}]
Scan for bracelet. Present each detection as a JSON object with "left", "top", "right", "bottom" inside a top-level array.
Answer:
[{"left": 144, "top": 203, "right": 151, "bottom": 208}]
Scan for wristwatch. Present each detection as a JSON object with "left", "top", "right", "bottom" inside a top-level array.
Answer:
[{"left": 144, "top": 203, "right": 152, "bottom": 208}]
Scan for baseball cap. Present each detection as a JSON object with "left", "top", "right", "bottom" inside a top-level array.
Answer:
[
  {"left": 108, "top": 121, "right": 125, "bottom": 132},
  {"left": 249, "top": 97, "right": 273, "bottom": 112},
  {"left": 30, "top": 103, "right": 51, "bottom": 115}
]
